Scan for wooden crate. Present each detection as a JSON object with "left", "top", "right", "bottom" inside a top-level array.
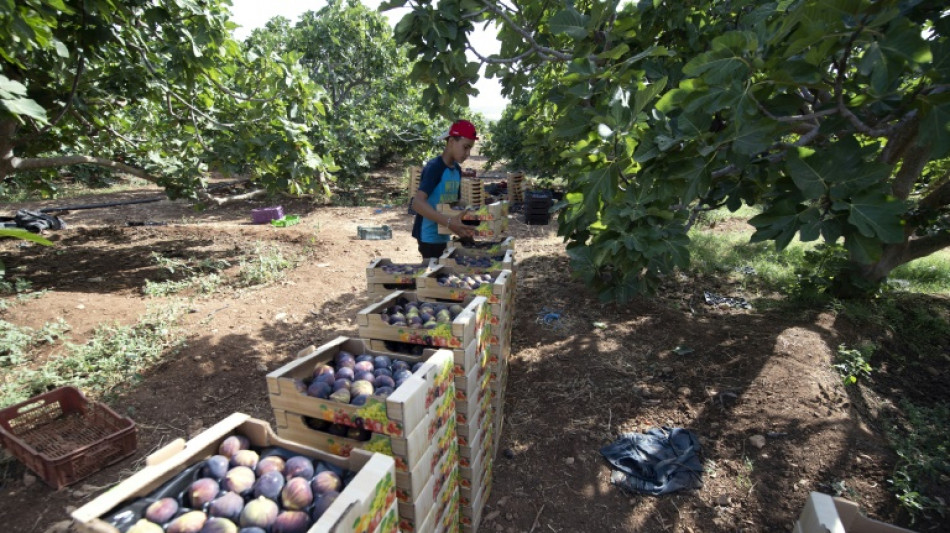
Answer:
[
  {"left": 506, "top": 172, "right": 525, "bottom": 203},
  {"left": 438, "top": 248, "right": 516, "bottom": 275},
  {"left": 71, "top": 413, "right": 397, "bottom": 533},
  {"left": 377, "top": 502, "right": 400, "bottom": 533},
  {"left": 408, "top": 166, "right": 422, "bottom": 196},
  {"left": 459, "top": 456, "right": 492, "bottom": 533},
  {"left": 366, "top": 337, "right": 488, "bottom": 379},
  {"left": 438, "top": 215, "right": 507, "bottom": 237},
  {"left": 456, "top": 376, "right": 491, "bottom": 422},
  {"left": 414, "top": 476, "right": 458, "bottom": 533},
  {"left": 397, "top": 445, "right": 459, "bottom": 533},
  {"left": 457, "top": 389, "right": 492, "bottom": 443},
  {"left": 459, "top": 177, "right": 483, "bottom": 207},
  {"left": 266, "top": 337, "right": 454, "bottom": 437},
  {"left": 357, "top": 291, "right": 489, "bottom": 350},
  {"left": 437, "top": 201, "right": 508, "bottom": 221}
]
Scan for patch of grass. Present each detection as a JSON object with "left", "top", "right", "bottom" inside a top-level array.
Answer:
[
  {"left": 888, "top": 250, "right": 950, "bottom": 295},
  {"left": 885, "top": 401, "right": 950, "bottom": 523},
  {"left": 238, "top": 243, "right": 294, "bottom": 286},
  {"left": 0, "top": 304, "right": 185, "bottom": 408},
  {"left": 142, "top": 252, "right": 230, "bottom": 297},
  {"left": 694, "top": 204, "right": 761, "bottom": 227},
  {"left": 688, "top": 231, "right": 813, "bottom": 293},
  {"left": 0, "top": 318, "right": 70, "bottom": 367}
]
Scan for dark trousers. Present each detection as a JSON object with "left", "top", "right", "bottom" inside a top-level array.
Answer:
[{"left": 418, "top": 241, "right": 447, "bottom": 260}]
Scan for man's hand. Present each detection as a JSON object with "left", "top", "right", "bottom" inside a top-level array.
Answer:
[{"left": 447, "top": 210, "right": 476, "bottom": 239}]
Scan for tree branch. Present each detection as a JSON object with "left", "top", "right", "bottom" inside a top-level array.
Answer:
[
  {"left": 919, "top": 175, "right": 950, "bottom": 211},
  {"left": 476, "top": 0, "right": 573, "bottom": 61},
  {"left": 10, "top": 155, "right": 160, "bottom": 183},
  {"left": 891, "top": 142, "right": 930, "bottom": 200},
  {"left": 15, "top": 54, "right": 86, "bottom": 147},
  {"left": 904, "top": 231, "right": 950, "bottom": 264},
  {"left": 466, "top": 44, "right": 534, "bottom": 64}
]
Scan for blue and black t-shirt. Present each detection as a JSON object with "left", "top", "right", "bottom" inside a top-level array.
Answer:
[{"left": 411, "top": 155, "right": 461, "bottom": 244}]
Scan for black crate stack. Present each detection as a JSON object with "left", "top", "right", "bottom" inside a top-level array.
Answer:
[{"left": 523, "top": 189, "right": 553, "bottom": 225}]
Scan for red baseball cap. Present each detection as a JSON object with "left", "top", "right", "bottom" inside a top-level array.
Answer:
[{"left": 443, "top": 120, "right": 478, "bottom": 140}]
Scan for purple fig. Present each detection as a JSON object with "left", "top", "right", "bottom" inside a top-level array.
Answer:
[
  {"left": 335, "top": 367, "right": 355, "bottom": 381},
  {"left": 373, "top": 355, "right": 391, "bottom": 369},
  {"left": 355, "top": 370, "right": 375, "bottom": 382},
  {"left": 329, "top": 388, "right": 351, "bottom": 403},
  {"left": 222, "top": 466, "right": 256, "bottom": 494},
  {"left": 354, "top": 360, "right": 374, "bottom": 374},
  {"left": 310, "top": 491, "right": 339, "bottom": 521},
  {"left": 218, "top": 435, "right": 250, "bottom": 459},
  {"left": 239, "top": 497, "right": 278, "bottom": 530},
  {"left": 128, "top": 519, "right": 164, "bottom": 533},
  {"left": 200, "top": 517, "right": 238, "bottom": 533},
  {"left": 306, "top": 381, "right": 332, "bottom": 399},
  {"left": 201, "top": 455, "right": 230, "bottom": 480},
  {"left": 374, "top": 375, "right": 395, "bottom": 389},
  {"left": 281, "top": 477, "right": 314, "bottom": 510},
  {"left": 350, "top": 380, "right": 374, "bottom": 397},
  {"left": 255, "top": 455, "right": 285, "bottom": 477},
  {"left": 335, "top": 350, "right": 355, "bottom": 368},
  {"left": 312, "top": 364, "right": 334, "bottom": 379},
  {"left": 252, "top": 470, "right": 285, "bottom": 501},
  {"left": 272, "top": 510, "right": 312, "bottom": 533},
  {"left": 313, "top": 372, "right": 335, "bottom": 385},
  {"left": 351, "top": 394, "right": 369, "bottom": 406},
  {"left": 355, "top": 353, "right": 373, "bottom": 363},
  {"left": 208, "top": 491, "right": 244, "bottom": 522},
  {"left": 188, "top": 477, "right": 219, "bottom": 509},
  {"left": 311, "top": 470, "right": 342, "bottom": 495},
  {"left": 230, "top": 449, "right": 259, "bottom": 470},
  {"left": 167, "top": 510, "right": 207, "bottom": 533},
  {"left": 332, "top": 378, "right": 351, "bottom": 392},
  {"left": 283, "top": 456, "right": 314, "bottom": 480},
  {"left": 373, "top": 386, "right": 394, "bottom": 398},
  {"left": 144, "top": 497, "right": 179, "bottom": 524},
  {"left": 373, "top": 368, "right": 393, "bottom": 378}
]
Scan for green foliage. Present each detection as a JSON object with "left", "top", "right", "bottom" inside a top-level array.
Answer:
[
  {"left": 391, "top": 0, "right": 950, "bottom": 302},
  {"left": 0, "top": 318, "right": 70, "bottom": 367},
  {"left": 833, "top": 342, "right": 875, "bottom": 385},
  {"left": 1, "top": 0, "right": 334, "bottom": 200},
  {"left": 238, "top": 243, "right": 294, "bottom": 286},
  {"left": 0, "top": 304, "right": 183, "bottom": 408},
  {"left": 886, "top": 401, "right": 950, "bottom": 522}
]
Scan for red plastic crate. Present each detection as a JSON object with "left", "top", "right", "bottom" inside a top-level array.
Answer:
[{"left": 0, "top": 387, "right": 137, "bottom": 490}]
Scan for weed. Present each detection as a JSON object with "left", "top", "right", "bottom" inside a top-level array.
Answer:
[
  {"left": 143, "top": 253, "right": 230, "bottom": 297},
  {"left": 238, "top": 243, "right": 293, "bottom": 286},
  {"left": 0, "top": 304, "right": 184, "bottom": 408},
  {"left": 834, "top": 342, "right": 875, "bottom": 385},
  {"left": 736, "top": 456, "right": 755, "bottom": 490},
  {"left": 885, "top": 401, "right": 950, "bottom": 523},
  {"left": 0, "top": 318, "right": 70, "bottom": 367}
]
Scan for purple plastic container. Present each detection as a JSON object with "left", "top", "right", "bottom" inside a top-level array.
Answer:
[{"left": 251, "top": 206, "right": 284, "bottom": 224}]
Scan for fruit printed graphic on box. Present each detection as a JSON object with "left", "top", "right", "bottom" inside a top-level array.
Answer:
[{"left": 351, "top": 471, "right": 397, "bottom": 533}]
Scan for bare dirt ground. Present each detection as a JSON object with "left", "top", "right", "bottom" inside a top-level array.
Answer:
[{"left": 0, "top": 159, "right": 947, "bottom": 533}]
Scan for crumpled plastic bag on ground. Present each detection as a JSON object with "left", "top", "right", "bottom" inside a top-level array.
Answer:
[{"left": 600, "top": 427, "right": 703, "bottom": 496}]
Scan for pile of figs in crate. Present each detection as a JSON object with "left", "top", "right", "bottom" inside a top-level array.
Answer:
[
  {"left": 451, "top": 254, "right": 500, "bottom": 268},
  {"left": 379, "top": 263, "right": 424, "bottom": 275},
  {"left": 437, "top": 272, "right": 494, "bottom": 290},
  {"left": 380, "top": 297, "right": 464, "bottom": 329},
  {"left": 299, "top": 350, "right": 424, "bottom": 407},
  {"left": 125, "top": 435, "right": 353, "bottom": 533}
]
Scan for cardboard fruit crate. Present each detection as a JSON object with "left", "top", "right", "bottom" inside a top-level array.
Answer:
[
  {"left": 367, "top": 258, "right": 432, "bottom": 286},
  {"left": 398, "top": 446, "right": 459, "bottom": 533},
  {"left": 794, "top": 492, "right": 915, "bottom": 533},
  {"left": 455, "top": 358, "right": 491, "bottom": 403},
  {"left": 357, "top": 291, "right": 489, "bottom": 350},
  {"left": 435, "top": 486, "right": 461, "bottom": 533},
  {"left": 457, "top": 391, "right": 492, "bottom": 443},
  {"left": 438, "top": 215, "right": 507, "bottom": 237},
  {"left": 437, "top": 201, "right": 508, "bottom": 221},
  {"left": 413, "top": 476, "right": 455, "bottom": 533},
  {"left": 71, "top": 413, "right": 397, "bottom": 533},
  {"left": 459, "top": 423, "right": 494, "bottom": 485},
  {"left": 438, "top": 248, "right": 515, "bottom": 275},
  {"left": 366, "top": 337, "right": 488, "bottom": 379},
  {"left": 377, "top": 502, "right": 400, "bottom": 533},
  {"left": 458, "top": 421, "right": 493, "bottom": 469},
  {"left": 266, "top": 337, "right": 454, "bottom": 438},
  {"left": 449, "top": 236, "right": 515, "bottom": 258},
  {"left": 460, "top": 455, "right": 493, "bottom": 509},
  {"left": 273, "top": 397, "right": 455, "bottom": 505},
  {"left": 456, "top": 377, "right": 492, "bottom": 422},
  {"left": 459, "top": 467, "right": 491, "bottom": 533},
  {"left": 415, "top": 266, "right": 514, "bottom": 307},
  {"left": 0, "top": 386, "right": 137, "bottom": 490},
  {"left": 408, "top": 166, "right": 422, "bottom": 195}
]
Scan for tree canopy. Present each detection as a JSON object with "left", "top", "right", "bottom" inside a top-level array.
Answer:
[
  {"left": 388, "top": 0, "right": 950, "bottom": 299},
  {"left": 1, "top": 0, "right": 340, "bottom": 201}
]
